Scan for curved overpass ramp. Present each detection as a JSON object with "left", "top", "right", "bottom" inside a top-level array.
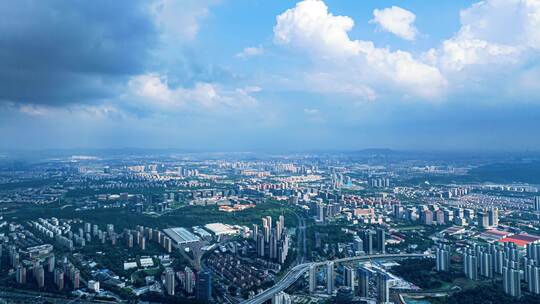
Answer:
[{"left": 241, "top": 253, "right": 431, "bottom": 304}]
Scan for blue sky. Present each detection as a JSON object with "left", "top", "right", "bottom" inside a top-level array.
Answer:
[{"left": 1, "top": 0, "right": 539, "bottom": 152}]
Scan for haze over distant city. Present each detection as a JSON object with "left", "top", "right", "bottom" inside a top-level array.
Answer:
[{"left": 1, "top": 0, "right": 540, "bottom": 152}]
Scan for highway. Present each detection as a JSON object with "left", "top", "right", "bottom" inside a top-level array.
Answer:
[
  {"left": 240, "top": 253, "right": 431, "bottom": 304},
  {"left": 294, "top": 212, "right": 307, "bottom": 265}
]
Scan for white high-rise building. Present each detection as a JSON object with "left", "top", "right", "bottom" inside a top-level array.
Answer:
[
  {"left": 436, "top": 246, "right": 450, "bottom": 272},
  {"left": 377, "top": 272, "right": 394, "bottom": 304},
  {"left": 525, "top": 258, "right": 540, "bottom": 295},
  {"left": 464, "top": 250, "right": 478, "bottom": 280},
  {"left": 358, "top": 266, "right": 370, "bottom": 298},
  {"left": 184, "top": 266, "right": 195, "bottom": 294},
  {"left": 488, "top": 208, "right": 499, "bottom": 227},
  {"left": 343, "top": 265, "right": 355, "bottom": 293},
  {"left": 327, "top": 261, "right": 334, "bottom": 295},
  {"left": 272, "top": 291, "right": 292, "bottom": 304},
  {"left": 252, "top": 224, "right": 258, "bottom": 241},
  {"left": 503, "top": 265, "right": 521, "bottom": 298},
  {"left": 309, "top": 264, "right": 317, "bottom": 293},
  {"left": 164, "top": 267, "right": 175, "bottom": 296},
  {"left": 479, "top": 252, "right": 493, "bottom": 278},
  {"left": 534, "top": 196, "right": 540, "bottom": 211}
]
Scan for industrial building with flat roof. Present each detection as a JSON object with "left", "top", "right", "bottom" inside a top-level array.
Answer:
[
  {"left": 204, "top": 223, "right": 238, "bottom": 236},
  {"left": 499, "top": 233, "right": 540, "bottom": 247},
  {"left": 193, "top": 226, "right": 212, "bottom": 238},
  {"left": 163, "top": 227, "right": 201, "bottom": 245}
]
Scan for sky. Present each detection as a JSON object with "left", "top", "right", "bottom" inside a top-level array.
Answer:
[{"left": 1, "top": 0, "right": 540, "bottom": 152}]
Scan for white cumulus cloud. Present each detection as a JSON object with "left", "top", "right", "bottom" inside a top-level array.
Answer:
[
  {"left": 430, "top": 0, "right": 540, "bottom": 71},
  {"left": 371, "top": 6, "right": 418, "bottom": 41},
  {"left": 127, "top": 74, "right": 258, "bottom": 111},
  {"left": 273, "top": 0, "right": 446, "bottom": 99},
  {"left": 413, "top": 0, "right": 540, "bottom": 102},
  {"left": 274, "top": 0, "right": 360, "bottom": 57}
]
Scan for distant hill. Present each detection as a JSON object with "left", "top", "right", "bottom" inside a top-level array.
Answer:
[{"left": 468, "top": 161, "right": 540, "bottom": 184}]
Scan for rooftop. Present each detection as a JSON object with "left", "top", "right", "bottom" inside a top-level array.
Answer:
[
  {"left": 163, "top": 227, "right": 200, "bottom": 245},
  {"left": 499, "top": 234, "right": 540, "bottom": 247},
  {"left": 204, "top": 223, "right": 238, "bottom": 235}
]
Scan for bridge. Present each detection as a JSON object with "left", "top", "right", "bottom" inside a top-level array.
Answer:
[{"left": 240, "top": 253, "right": 431, "bottom": 304}]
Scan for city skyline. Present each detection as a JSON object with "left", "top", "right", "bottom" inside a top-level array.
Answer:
[
  {"left": 1, "top": 151, "right": 540, "bottom": 303},
  {"left": 1, "top": 0, "right": 540, "bottom": 152}
]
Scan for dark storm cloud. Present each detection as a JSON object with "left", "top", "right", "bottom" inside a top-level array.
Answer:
[{"left": 0, "top": 0, "right": 157, "bottom": 105}]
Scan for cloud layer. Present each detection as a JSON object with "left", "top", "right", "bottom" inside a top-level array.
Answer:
[
  {"left": 0, "top": 0, "right": 157, "bottom": 106},
  {"left": 273, "top": 0, "right": 540, "bottom": 103},
  {"left": 127, "top": 74, "right": 259, "bottom": 111},
  {"left": 1, "top": 0, "right": 540, "bottom": 151},
  {"left": 371, "top": 6, "right": 418, "bottom": 41},
  {"left": 274, "top": 0, "right": 446, "bottom": 99},
  {"left": 430, "top": 0, "right": 540, "bottom": 71}
]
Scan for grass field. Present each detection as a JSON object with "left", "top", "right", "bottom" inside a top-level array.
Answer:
[{"left": 5, "top": 200, "right": 298, "bottom": 230}]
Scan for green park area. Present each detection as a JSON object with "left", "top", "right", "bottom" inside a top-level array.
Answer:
[
  {"left": 6, "top": 200, "right": 298, "bottom": 230},
  {"left": 392, "top": 258, "right": 464, "bottom": 290},
  {"left": 430, "top": 284, "right": 540, "bottom": 304}
]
